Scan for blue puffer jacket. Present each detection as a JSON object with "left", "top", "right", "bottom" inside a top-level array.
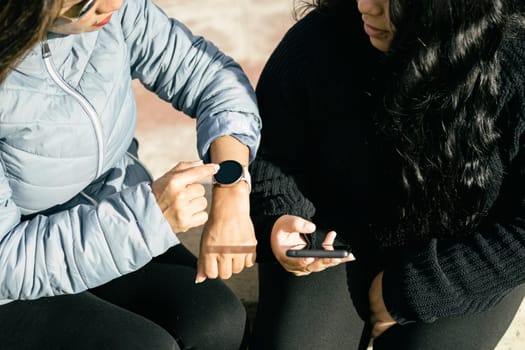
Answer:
[{"left": 0, "top": 0, "right": 261, "bottom": 304}]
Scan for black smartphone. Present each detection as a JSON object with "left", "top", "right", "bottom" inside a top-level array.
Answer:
[{"left": 286, "top": 244, "right": 351, "bottom": 258}]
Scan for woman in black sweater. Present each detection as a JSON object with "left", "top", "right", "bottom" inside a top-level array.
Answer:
[{"left": 249, "top": 0, "right": 525, "bottom": 349}]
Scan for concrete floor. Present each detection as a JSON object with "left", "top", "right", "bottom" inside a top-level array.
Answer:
[{"left": 133, "top": 1, "right": 525, "bottom": 348}]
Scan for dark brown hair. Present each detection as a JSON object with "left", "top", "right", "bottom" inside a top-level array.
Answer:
[{"left": 0, "top": 0, "right": 60, "bottom": 84}]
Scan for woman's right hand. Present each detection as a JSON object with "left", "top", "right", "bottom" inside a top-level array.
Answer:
[
  {"left": 151, "top": 161, "right": 219, "bottom": 233},
  {"left": 271, "top": 215, "right": 355, "bottom": 276}
]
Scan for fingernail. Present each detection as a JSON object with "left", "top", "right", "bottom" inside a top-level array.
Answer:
[
  {"left": 195, "top": 276, "right": 206, "bottom": 284},
  {"left": 212, "top": 164, "right": 220, "bottom": 172},
  {"left": 305, "top": 222, "right": 316, "bottom": 231}
]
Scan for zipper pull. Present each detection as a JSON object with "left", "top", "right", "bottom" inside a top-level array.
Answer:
[{"left": 41, "top": 39, "right": 51, "bottom": 59}]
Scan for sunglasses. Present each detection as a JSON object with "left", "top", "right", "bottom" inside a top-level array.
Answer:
[{"left": 59, "top": 0, "right": 95, "bottom": 22}]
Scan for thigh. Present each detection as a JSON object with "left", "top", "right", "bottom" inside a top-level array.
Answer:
[
  {"left": 250, "top": 262, "right": 364, "bottom": 350},
  {"left": 91, "top": 245, "right": 247, "bottom": 350},
  {"left": 373, "top": 284, "right": 525, "bottom": 350},
  {"left": 0, "top": 292, "right": 178, "bottom": 350},
  {"left": 152, "top": 243, "right": 198, "bottom": 267}
]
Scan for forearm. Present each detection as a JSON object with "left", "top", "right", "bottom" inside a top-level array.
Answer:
[
  {"left": 196, "top": 135, "right": 257, "bottom": 281},
  {"left": 209, "top": 135, "right": 250, "bottom": 166},
  {"left": 250, "top": 158, "right": 315, "bottom": 220},
  {"left": 250, "top": 158, "right": 316, "bottom": 262},
  {"left": 382, "top": 225, "right": 525, "bottom": 324}
]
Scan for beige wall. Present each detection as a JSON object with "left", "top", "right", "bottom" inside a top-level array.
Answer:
[{"left": 154, "top": 0, "right": 295, "bottom": 67}]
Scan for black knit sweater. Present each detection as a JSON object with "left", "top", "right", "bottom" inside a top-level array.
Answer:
[{"left": 249, "top": 6, "right": 525, "bottom": 324}]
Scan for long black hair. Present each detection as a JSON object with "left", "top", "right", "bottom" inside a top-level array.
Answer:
[
  {"left": 298, "top": 0, "right": 524, "bottom": 243},
  {"left": 377, "top": 0, "right": 523, "bottom": 243},
  {"left": 0, "top": 0, "right": 60, "bottom": 84}
]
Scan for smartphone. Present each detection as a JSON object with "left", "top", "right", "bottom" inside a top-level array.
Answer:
[{"left": 286, "top": 244, "right": 351, "bottom": 258}]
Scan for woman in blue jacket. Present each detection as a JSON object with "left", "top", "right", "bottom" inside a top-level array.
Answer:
[{"left": 0, "top": 0, "right": 260, "bottom": 349}]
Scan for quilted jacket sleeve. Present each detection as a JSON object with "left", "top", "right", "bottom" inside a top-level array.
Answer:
[
  {"left": 0, "top": 166, "right": 177, "bottom": 302},
  {"left": 119, "top": 0, "right": 261, "bottom": 161}
]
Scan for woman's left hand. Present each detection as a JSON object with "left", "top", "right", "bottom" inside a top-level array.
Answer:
[
  {"left": 196, "top": 182, "right": 257, "bottom": 283},
  {"left": 195, "top": 136, "right": 257, "bottom": 283},
  {"left": 270, "top": 215, "right": 355, "bottom": 276},
  {"left": 369, "top": 271, "right": 397, "bottom": 338}
]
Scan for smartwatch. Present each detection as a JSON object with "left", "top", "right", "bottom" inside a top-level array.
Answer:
[{"left": 212, "top": 160, "right": 251, "bottom": 191}]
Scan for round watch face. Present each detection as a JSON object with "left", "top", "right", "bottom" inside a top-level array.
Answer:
[{"left": 214, "top": 160, "right": 243, "bottom": 185}]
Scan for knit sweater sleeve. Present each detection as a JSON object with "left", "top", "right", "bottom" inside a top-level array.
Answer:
[
  {"left": 249, "top": 14, "right": 321, "bottom": 263},
  {"left": 382, "top": 28, "right": 525, "bottom": 324}
]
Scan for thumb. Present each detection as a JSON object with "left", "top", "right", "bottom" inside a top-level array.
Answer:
[
  {"left": 292, "top": 217, "right": 316, "bottom": 234},
  {"left": 195, "top": 257, "right": 207, "bottom": 284},
  {"left": 273, "top": 215, "right": 316, "bottom": 237}
]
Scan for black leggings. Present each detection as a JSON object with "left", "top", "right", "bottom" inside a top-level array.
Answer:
[
  {"left": 250, "top": 262, "right": 525, "bottom": 350},
  {"left": 0, "top": 244, "right": 247, "bottom": 350}
]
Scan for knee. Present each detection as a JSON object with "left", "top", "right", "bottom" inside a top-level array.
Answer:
[
  {"left": 74, "top": 318, "right": 179, "bottom": 350},
  {"left": 178, "top": 284, "right": 247, "bottom": 349},
  {"left": 211, "top": 296, "right": 248, "bottom": 347}
]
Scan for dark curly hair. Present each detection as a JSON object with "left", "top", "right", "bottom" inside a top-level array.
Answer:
[
  {"left": 298, "top": 0, "right": 524, "bottom": 243},
  {"left": 0, "top": 0, "right": 60, "bottom": 84},
  {"left": 377, "top": 0, "right": 524, "bottom": 243}
]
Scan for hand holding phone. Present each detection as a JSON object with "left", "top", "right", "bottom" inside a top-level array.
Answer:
[{"left": 270, "top": 216, "right": 354, "bottom": 276}]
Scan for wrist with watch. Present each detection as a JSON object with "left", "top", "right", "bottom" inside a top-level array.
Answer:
[{"left": 212, "top": 160, "right": 251, "bottom": 191}]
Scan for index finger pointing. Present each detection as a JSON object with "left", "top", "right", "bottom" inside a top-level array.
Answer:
[
  {"left": 173, "top": 160, "right": 204, "bottom": 171},
  {"left": 176, "top": 163, "right": 220, "bottom": 185}
]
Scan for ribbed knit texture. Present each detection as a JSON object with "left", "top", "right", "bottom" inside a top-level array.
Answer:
[
  {"left": 250, "top": 7, "right": 525, "bottom": 323},
  {"left": 383, "top": 19, "right": 525, "bottom": 323},
  {"left": 250, "top": 159, "right": 316, "bottom": 262}
]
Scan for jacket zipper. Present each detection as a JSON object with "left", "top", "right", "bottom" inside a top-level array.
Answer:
[{"left": 41, "top": 38, "right": 104, "bottom": 179}]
